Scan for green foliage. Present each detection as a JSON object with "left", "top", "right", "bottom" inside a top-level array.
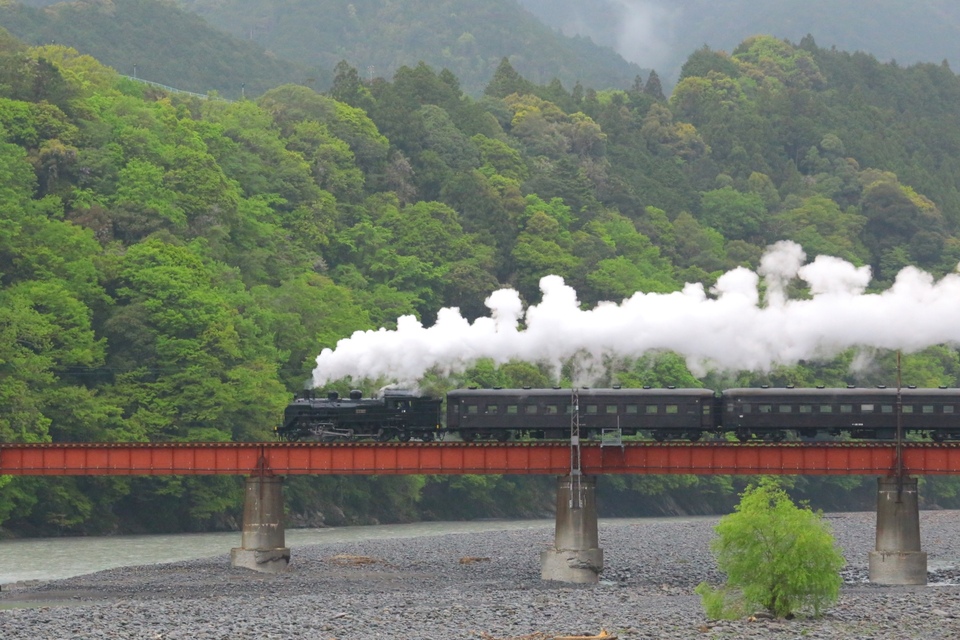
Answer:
[
  {"left": 4, "top": 22, "right": 960, "bottom": 537},
  {"left": 699, "top": 187, "right": 766, "bottom": 241},
  {"left": 699, "top": 478, "right": 845, "bottom": 619}
]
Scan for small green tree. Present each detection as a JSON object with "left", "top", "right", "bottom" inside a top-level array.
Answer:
[{"left": 696, "top": 478, "right": 845, "bottom": 619}]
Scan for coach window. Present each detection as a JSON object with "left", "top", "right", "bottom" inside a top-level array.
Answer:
[
  {"left": 923, "top": 405, "right": 935, "bottom": 414},
  {"left": 840, "top": 404, "right": 853, "bottom": 413},
  {"left": 800, "top": 405, "right": 813, "bottom": 413},
  {"left": 702, "top": 404, "right": 712, "bottom": 415},
  {"left": 606, "top": 405, "right": 619, "bottom": 414},
  {"left": 903, "top": 405, "right": 914, "bottom": 413},
  {"left": 545, "top": 404, "right": 559, "bottom": 415},
  {"left": 626, "top": 404, "right": 638, "bottom": 414},
  {"left": 778, "top": 405, "right": 792, "bottom": 413},
  {"left": 945, "top": 405, "right": 955, "bottom": 414},
  {"left": 466, "top": 405, "right": 479, "bottom": 415},
  {"left": 586, "top": 404, "right": 599, "bottom": 414},
  {"left": 741, "top": 404, "right": 751, "bottom": 413},
  {"left": 820, "top": 405, "right": 833, "bottom": 413},
  {"left": 486, "top": 404, "right": 498, "bottom": 414},
  {"left": 645, "top": 405, "right": 658, "bottom": 414},
  {"left": 861, "top": 404, "right": 874, "bottom": 413},
  {"left": 506, "top": 405, "right": 518, "bottom": 414},
  {"left": 564, "top": 404, "right": 573, "bottom": 414},
  {"left": 525, "top": 404, "right": 538, "bottom": 415},
  {"left": 759, "top": 405, "right": 772, "bottom": 413},
  {"left": 666, "top": 404, "right": 679, "bottom": 414},
  {"left": 881, "top": 405, "right": 894, "bottom": 413}
]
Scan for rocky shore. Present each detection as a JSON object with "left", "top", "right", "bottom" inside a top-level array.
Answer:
[{"left": 2, "top": 511, "right": 959, "bottom": 639}]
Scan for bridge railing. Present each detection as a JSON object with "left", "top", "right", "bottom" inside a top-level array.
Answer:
[{"left": 3, "top": 441, "right": 960, "bottom": 476}]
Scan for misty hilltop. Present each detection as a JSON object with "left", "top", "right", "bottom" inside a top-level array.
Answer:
[
  {"left": 519, "top": 0, "right": 960, "bottom": 84},
  {"left": 0, "top": 0, "right": 320, "bottom": 98},
  {"left": 8, "top": 0, "right": 649, "bottom": 96},
  {"left": 175, "top": 0, "right": 648, "bottom": 96}
]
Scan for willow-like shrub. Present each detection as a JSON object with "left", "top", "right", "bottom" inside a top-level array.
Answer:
[{"left": 696, "top": 478, "right": 845, "bottom": 619}]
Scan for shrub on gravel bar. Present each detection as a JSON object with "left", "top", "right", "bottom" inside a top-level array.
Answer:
[{"left": 696, "top": 477, "right": 845, "bottom": 619}]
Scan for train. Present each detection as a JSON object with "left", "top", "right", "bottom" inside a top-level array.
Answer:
[{"left": 276, "top": 385, "right": 960, "bottom": 443}]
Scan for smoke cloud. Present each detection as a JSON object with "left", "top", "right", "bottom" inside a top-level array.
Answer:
[{"left": 312, "top": 241, "right": 960, "bottom": 387}]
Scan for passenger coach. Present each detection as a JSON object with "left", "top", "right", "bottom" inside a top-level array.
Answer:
[
  {"left": 446, "top": 387, "right": 718, "bottom": 442},
  {"left": 722, "top": 386, "right": 960, "bottom": 441}
]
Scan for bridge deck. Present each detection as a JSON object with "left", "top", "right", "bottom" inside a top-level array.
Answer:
[{"left": 3, "top": 441, "right": 960, "bottom": 476}]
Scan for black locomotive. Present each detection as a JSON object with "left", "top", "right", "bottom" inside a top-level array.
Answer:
[
  {"left": 277, "top": 385, "right": 960, "bottom": 442},
  {"left": 280, "top": 388, "right": 443, "bottom": 442}
]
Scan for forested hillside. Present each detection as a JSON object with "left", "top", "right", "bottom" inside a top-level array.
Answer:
[
  {"left": 0, "top": 0, "right": 320, "bottom": 98},
  {"left": 2, "top": 29, "right": 960, "bottom": 536},
  {"left": 174, "top": 0, "right": 647, "bottom": 96},
  {"left": 5, "top": 0, "right": 647, "bottom": 97}
]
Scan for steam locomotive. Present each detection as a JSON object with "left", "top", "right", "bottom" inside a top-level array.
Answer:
[{"left": 277, "top": 385, "right": 960, "bottom": 443}]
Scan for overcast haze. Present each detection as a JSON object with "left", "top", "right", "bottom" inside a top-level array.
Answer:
[{"left": 518, "top": 0, "right": 960, "bottom": 85}]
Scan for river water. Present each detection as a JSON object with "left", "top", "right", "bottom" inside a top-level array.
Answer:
[{"left": 0, "top": 519, "right": 559, "bottom": 585}]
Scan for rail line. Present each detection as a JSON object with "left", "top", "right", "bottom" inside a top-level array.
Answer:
[{"left": 3, "top": 441, "right": 960, "bottom": 476}]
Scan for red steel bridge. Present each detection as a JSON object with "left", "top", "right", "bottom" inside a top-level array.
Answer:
[{"left": 3, "top": 441, "right": 960, "bottom": 476}]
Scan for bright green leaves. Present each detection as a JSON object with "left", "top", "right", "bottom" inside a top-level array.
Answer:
[
  {"left": 113, "top": 158, "right": 186, "bottom": 229},
  {"left": 700, "top": 186, "right": 767, "bottom": 242},
  {"left": 0, "top": 280, "right": 107, "bottom": 443},
  {"left": 251, "top": 273, "right": 372, "bottom": 388},
  {"left": 698, "top": 478, "right": 845, "bottom": 619},
  {"left": 774, "top": 195, "right": 867, "bottom": 263},
  {"left": 106, "top": 239, "right": 286, "bottom": 442},
  {"left": 331, "top": 196, "right": 494, "bottom": 322},
  {"left": 732, "top": 36, "right": 826, "bottom": 91}
]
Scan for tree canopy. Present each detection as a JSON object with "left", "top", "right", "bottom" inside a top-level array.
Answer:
[{"left": 2, "top": 29, "right": 960, "bottom": 534}]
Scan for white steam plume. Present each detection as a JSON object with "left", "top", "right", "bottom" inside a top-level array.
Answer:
[{"left": 312, "top": 241, "right": 960, "bottom": 387}]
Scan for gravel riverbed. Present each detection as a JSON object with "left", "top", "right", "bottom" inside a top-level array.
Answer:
[{"left": 2, "top": 511, "right": 960, "bottom": 639}]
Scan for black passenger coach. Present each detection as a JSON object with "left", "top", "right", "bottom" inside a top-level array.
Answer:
[
  {"left": 722, "top": 386, "right": 960, "bottom": 441},
  {"left": 446, "top": 387, "right": 717, "bottom": 441}
]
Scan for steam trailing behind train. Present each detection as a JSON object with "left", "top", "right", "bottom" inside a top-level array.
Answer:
[{"left": 277, "top": 386, "right": 960, "bottom": 443}]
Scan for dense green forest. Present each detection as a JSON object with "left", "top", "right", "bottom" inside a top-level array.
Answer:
[{"left": 3, "top": 27, "right": 960, "bottom": 536}]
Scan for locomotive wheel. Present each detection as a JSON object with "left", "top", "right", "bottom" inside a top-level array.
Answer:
[
  {"left": 735, "top": 428, "right": 751, "bottom": 443},
  {"left": 420, "top": 431, "right": 435, "bottom": 442},
  {"left": 932, "top": 431, "right": 946, "bottom": 443},
  {"left": 494, "top": 430, "right": 509, "bottom": 442},
  {"left": 376, "top": 428, "right": 395, "bottom": 442},
  {"left": 687, "top": 430, "right": 702, "bottom": 442},
  {"left": 652, "top": 430, "right": 667, "bottom": 442},
  {"left": 397, "top": 430, "right": 411, "bottom": 442},
  {"left": 460, "top": 430, "right": 477, "bottom": 443}
]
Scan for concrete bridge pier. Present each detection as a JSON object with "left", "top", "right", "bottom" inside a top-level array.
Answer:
[
  {"left": 868, "top": 476, "right": 927, "bottom": 585},
  {"left": 230, "top": 472, "right": 290, "bottom": 573},
  {"left": 541, "top": 474, "right": 603, "bottom": 583}
]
